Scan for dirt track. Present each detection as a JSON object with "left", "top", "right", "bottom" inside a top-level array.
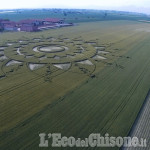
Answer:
[{"left": 122, "top": 90, "right": 150, "bottom": 150}]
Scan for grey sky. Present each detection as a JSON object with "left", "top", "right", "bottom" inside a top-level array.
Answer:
[{"left": 0, "top": 0, "right": 150, "bottom": 14}]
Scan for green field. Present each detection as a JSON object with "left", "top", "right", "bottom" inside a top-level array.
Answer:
[{"left": 0, "top": 20, "right": 150, "bottom": 150}]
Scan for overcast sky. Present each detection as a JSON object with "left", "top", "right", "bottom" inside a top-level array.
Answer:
[{"left": 0, "top": 0, "right": 150, "bottom": 14}]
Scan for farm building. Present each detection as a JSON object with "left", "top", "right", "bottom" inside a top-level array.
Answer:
[
  {"left": 20, "top": 25, "right": 39, "bottom": 32},
  {"left": 0, "top": 20, "right": 17, "bottom": 31},
  {"left": 3, "top": 25, "right": 18, "bottom": 31},
  {"left": 19, "top": 18, "right": 65, "bottom": 31},
  {"left": 0, "top": 18, "right": 71, "bottom": 32},
  {"left": 19, "top": 18, "right": 64, "bottom": 25},
  {"left": 59, "top": 23, "right": 74, "bottom": 27},
  {"left": 38, "top": 24, "right": 57, "bottom": 30},
  {"left": 1, "top": 20, "right": 16, "bottom": 26},
  {"left": 18, "top": 19, "right": 43, "bottom": 26}
]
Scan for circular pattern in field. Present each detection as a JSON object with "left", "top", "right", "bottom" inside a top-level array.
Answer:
[
  {"left": 0, "top": 37, "right": 109, "bottom": 80},
  {"left": 39, "top": 45, "right": 66, "bottom": 53}
]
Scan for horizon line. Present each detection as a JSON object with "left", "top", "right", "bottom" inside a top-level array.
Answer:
[{"left": 0, "top": 7, "right": 148, "bottom": 15}]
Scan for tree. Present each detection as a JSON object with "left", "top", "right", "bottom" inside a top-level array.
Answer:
[{"left": 104, "top": 13, "right": 108, "bottom": 19}]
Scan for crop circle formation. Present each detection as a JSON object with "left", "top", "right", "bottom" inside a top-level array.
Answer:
[{"left": 0, "top": 37, "right": 108, "bottom": 79}]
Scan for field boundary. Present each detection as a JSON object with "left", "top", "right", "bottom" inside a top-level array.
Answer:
[{"left": 121, "top": 89, "right": 150, "bottom": 150}]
